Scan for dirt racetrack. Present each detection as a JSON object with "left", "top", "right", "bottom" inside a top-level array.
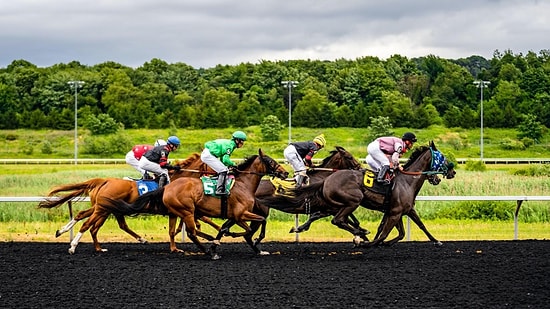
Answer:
[{"left": 1, "top": 240, "right": 549, "bottom": 308}]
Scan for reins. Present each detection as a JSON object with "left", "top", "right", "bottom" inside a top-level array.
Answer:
[{"left": 399, "top": 148, "right": 451, "bottom": 177}]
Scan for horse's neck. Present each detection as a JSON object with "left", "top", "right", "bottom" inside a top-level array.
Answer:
[{"left": 399, "top": 151, "right": 432, "bottom": 190}]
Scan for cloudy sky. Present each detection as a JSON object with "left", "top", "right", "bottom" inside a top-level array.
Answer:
[{"left": 1, "top": 0, "right": 548, "bottom": 69}]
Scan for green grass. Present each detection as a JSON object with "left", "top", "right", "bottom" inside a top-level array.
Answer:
[
  {"left": 1, "top": 126, "right": 550, "bottom": 242},
  {"left": 1, "top": 125, "right": 550, "bottom": 160}
]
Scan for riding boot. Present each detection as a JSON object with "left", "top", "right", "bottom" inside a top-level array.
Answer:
[
  {"left": 295, "top": 174, "right": 305, "bottom": 189},
  {"left": 142, "top": 172, "right": 153, "bottom": 180},
  {"left": 377, "top": 165, "right": 390, "bottom": 184},
  {"left": 215, "top": 172, "right": 228, "bottom": 195},
  {"left": 158, "top": 175, "right": 168, "bottom": 188}
]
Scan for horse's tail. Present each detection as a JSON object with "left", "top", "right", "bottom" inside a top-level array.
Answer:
[
  {"left": 257, "top": 181, "right": 325, "bottom": 213},
  {"left": 37, "top": 178, "right": 108, "bottom": 209},
  {"left": 103, "top": 188, "right": 166, "bottom": 215}
]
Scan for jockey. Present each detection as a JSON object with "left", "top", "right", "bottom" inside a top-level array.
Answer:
[
  {"left": 366, "top": 132, "right": 417, "bottom": 184},
  {"left": 200, "top": 131, "right": 247, "bottom": 195},
  {"left": 283, "top": 134, "right": 326, "bottom": 188},
  {"left": 125, "top": 139, "right": 167, "bottom": 179},
  {"left": 139, "top": 136, "right": 181, "bottom": 187}
]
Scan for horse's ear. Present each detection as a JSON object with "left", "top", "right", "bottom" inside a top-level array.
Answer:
[{"left": 258, "top": 148, "right": 265, "bottom": 156}]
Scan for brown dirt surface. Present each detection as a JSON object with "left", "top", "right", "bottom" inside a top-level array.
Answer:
[{"left": 1, "top": 240, "right": 549, "bottom": 308}]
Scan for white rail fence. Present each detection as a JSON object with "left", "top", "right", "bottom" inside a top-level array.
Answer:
[{"left": 1, "top": 195, "right": 549, "bottom": 241}]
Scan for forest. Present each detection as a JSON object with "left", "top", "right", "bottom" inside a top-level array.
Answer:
[{"left": 1, "top": 49, "right": 549, "bottom": 134}]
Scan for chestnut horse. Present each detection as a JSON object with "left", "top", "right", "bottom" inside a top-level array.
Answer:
[
  {"left": 257, "top": 141, "right": 456, "bottom": 247},
  {"left": 249, "top": 146, "right": 366, "bottom": 250},
  {"left": 38, "top": 153, "right": 217, "bottom": 254},
  {"left": 104, "top": 149, "right": 288, "bottom": 260}
]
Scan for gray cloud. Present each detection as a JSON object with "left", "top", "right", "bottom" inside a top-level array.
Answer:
[{"left": 1, "top": 0, "right": 548, "bottom": 69}]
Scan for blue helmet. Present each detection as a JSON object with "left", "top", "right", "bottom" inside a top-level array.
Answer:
[{"left": 167, "top": 136, "right": 181, "bottom": 146}]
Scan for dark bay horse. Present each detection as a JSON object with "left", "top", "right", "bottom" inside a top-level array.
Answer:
[
  {"left": 104, "top": 149, "right": 288, "bottom": 260},
  {"left": 250, "top": 146, "right": 366, "bottom": 248},
  {"left": 38, "top": 153, "right": 218, "bottom": 254},
  {"left": 258, "top": 141, "right": 456, "bottom": 247}
]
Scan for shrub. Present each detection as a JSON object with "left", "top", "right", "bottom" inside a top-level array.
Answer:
[
  {"left": 499, "top": 138, "right": 526, "bottom": 150},
  {"left": 513, "top": 164, "right": 550, "bottom": 176},
  {"left": 41, "top": 141, "right": 53, "bottom": 154},
  {"left": 437, "top": 201, "right": 514, "bottom": 221},
  {"left": 464, "top": 160, "right": 486, "bottom": 171}
]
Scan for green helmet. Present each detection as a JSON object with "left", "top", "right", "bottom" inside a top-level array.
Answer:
[{"left": 232, "top": 131, "right": 247, "bottom": 141}]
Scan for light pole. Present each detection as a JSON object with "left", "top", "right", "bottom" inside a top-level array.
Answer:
[
  {"left": 68, "top": 81, "right": 84, "bottom": 165},
  {"left": 474, "top": 80, "right": 490, "bottom": 161},
  {"left": 281, "top": 80, "right": 299, "bottom": 241},
  {"left": 281, "top": 80, "right": 298, "bottom": 144}
]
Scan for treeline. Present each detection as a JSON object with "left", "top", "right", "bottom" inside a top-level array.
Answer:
[{"left": 1, "top": 49, "right": 549, "bottom": 131}]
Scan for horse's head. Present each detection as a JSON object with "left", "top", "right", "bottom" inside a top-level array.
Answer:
[
  {"left": 319, "top": 146, "right": 362, "bottom": 170},
  {"left": 258, "top": 149, "right": 289, "bottom": 179},
  {"left": 428, "top": 141, "right": 456, "bottom": 180},
  {"left": 402, "top": 141, "right": 456, "bottom": 181}
]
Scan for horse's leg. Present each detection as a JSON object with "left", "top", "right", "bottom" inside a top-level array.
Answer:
[
  {"left": 291, "top": 211, "right": 329, "bottom": 233},
  {"left": 89, "top": 213, "right": 110, "bottom": 252},
  {"left": 407, "top": 208, "right": 442, "bottom": 246},
  {"left": 68, "top": 208, "right": 102, "bottom": 254},
  {"left": 113, "top": 214, "right": 147, "bottom": 244},
  {"left": 251, "top": 202, "right": 270, "bottom": 248},
  {"left": 56, "top": 208, "right": 94, "bottom": 237},
  {"left": 199, "top": 216, "right": 221, "bottom": 231},
  {"left": 210, "top": 219, "right": 237, "bottom": 260},
  {"left": 330, "top": 206, "right": 366, "bottom": 246},
  {"left": 168, "top": 215, "right": 184, "bottom": 253},
  {"left": 381, "top": 216, "right": 406, "bottom": 246},
  {"left": 367, "top": 210, "right": 403, "bottom": 247}
]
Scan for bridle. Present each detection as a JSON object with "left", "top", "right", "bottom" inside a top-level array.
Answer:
[
  {"left": 399, "top": 147, "right": 454, "bottom": 179},
  {"left": 232, "top": 154, "right": 287, "bottom": 179}
]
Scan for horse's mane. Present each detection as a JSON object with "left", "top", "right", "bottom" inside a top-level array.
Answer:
[
  {"left": 236, "top": 155, "right": 259, "bottom": 170},
  {"left": 403, "top": 146, "right": 429, "bottom": 169},
  {"left": 174, "top": 153, "right": 202, "bottom": 168},
  {"left": 319, "top": 148, "right": 340, "bottom": 167},
  {"left": 402, "top": 141, "right": 437, "bottom": 169}
]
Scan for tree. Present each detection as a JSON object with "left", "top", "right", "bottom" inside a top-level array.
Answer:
[
  {"left": 367, "top": 116, "right": 394, "bottom": 141},
  {"left": 260, "top": 115, "right": 283, "bottom": 141},
  {"left": 517, "top": 114, "right": 544, "bottom": 143}
]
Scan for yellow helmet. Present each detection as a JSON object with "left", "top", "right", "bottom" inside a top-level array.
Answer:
[{"left": 313, "top": 134, "right": 326, "bottom": 148}]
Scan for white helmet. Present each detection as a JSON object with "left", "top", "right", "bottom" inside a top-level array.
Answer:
[{"left": 154, "top": 139, "right": 167, "bottom": 147}]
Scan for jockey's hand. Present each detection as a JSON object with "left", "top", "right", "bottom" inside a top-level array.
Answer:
[
  {"left": 305, "top": 160, "right": 313, "bottom": 168},
  {"left": 166, "top": 165, "right": 180, "bottom": 171},
  {"left": 228, "top": 165, "right": 236, "bottom": 173}
]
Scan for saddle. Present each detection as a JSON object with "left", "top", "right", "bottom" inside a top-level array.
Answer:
[
  {"left": 362, "top": 169, "right": 393, "bottom": 211},
  {"left": 269, "top": 177, "right": 300, "bottom": 196},
  {"left": 200, "top": 175, "right": 235, "bottom": 197}
]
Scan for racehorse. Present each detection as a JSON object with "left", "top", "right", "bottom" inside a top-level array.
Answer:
[
  {"left": 38, "top": 153, "right": 218, "bottom": 254},
  {"left": 104, "top": 149, "right": 288, "bottom": 259},
  {"left": 249, "top": 146, "right": 367, "bottom": 249},
  {"left": 257, "top": 141, "right": 456, "bottom": 247}
]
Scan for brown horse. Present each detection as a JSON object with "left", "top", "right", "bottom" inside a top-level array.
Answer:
[
  {"left": 257, "top": 141, "right": 456, "bottom": 247},
  {"left": 38, "top": 153, "right": 218, "bottom": 254},
  {"left": 249, "top": 146, "right": 366, "bottom": 249},
  {"left": 104, "top": 149, "right": 288, "bottom": 260}
]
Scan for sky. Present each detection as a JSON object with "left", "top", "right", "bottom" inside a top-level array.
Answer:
[{"left": 1, "top": 0, "right": 548, "bottom": 69}]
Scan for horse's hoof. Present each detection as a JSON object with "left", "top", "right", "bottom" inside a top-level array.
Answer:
[
  {"left": 434, "top": 241, "right": 443, "bottom": 246},
  {"left": 352, "top": 235, "right": 363, "bottom": 246},
  {"left": 55, "top": 230, "right": 62, "bottom": 238},
  {"left": 68, "top": 248, "right": 75, "bottom": 255},
  {"left": 259, "top": 250, "right": 270, "bottom": 256},
  {"left": 289, "top": 227, "right": 296, "bottom": 233},
  {"left": 211, "top": 254, "right": 221, "bottom": 260},
  {"left": 171, "top": 248, "right": 184, "bottom": 253},
  {"left": 137, "top": 238, "right": 148, "bottom": 244}
]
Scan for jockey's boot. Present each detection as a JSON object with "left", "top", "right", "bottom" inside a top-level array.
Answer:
[
  {"left": 158, "top": 175, "right": 168, "bottom": 188},
  {"left": 295, "top": 171, "right": 309, "bottom": 189},
  {"left": 142, "top": 172, "right": 153, "bottom": 180},
  {"left": 377, "top": 165, "right": 391, "bottom": 184},
  {"left": 215, "top": 171, "right": 228, "bottom": 195}
]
